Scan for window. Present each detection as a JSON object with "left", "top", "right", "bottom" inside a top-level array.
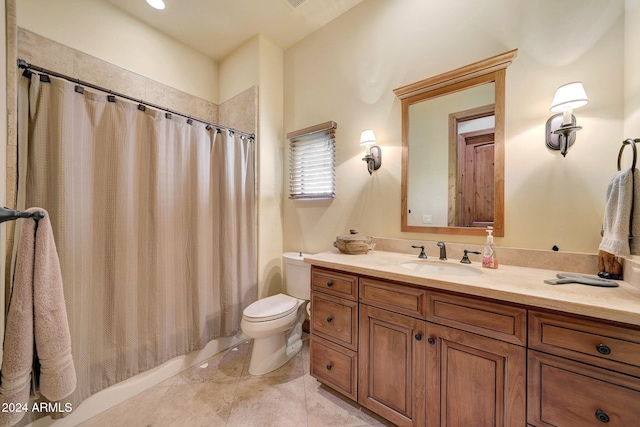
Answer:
[{"left": 287, "top": 121, "right": 336, "bottom": 199}]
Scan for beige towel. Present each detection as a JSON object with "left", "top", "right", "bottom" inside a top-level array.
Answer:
[
  {"left": 0, "top": 208, "right": 76, "bottom": 427},
  {"left": 629, "top": 171, "right": 640, "bottom": 255},
  {"left": 599, "top": 170, "right": 634, "bottom": 256},
  {"left": 0, "top": 219, "right": 34, "bottom": 427}
]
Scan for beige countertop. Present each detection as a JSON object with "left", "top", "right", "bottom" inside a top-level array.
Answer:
[{"left": 305, "top": 250, "right": 640, "bottom": 327}]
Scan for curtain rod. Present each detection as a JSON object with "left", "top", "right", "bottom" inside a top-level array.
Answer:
[{"left": 17, "top": 58, "right": 255, "bottom": 140}]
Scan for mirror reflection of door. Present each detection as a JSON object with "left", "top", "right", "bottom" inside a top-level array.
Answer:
[
  {"left": 458, "top": 129, "right": 494, "bottom": 227},
  {"left": 448, "top": 105, "right": 495, "bottom": 227}
]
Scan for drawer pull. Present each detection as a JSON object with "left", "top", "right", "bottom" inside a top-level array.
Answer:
[
  {"left": 326, "top": 364, "right": 333, "bottom": 371},
  {"left": 415, "top": 334, "right": 422, "bottom": 341},
  {"left": 326, "top": 281, "right": 333, "bottom": 287},
  {"left": 326, "top": 316, "right": 333, "bottom": 323},
  {"left": 595, "top": 409, "right": 610, "bottom": 423},
  {"left": 427, "top": 337, "right": 436, "bottom": 345},
  {"left": 596, "top": 343, "right": 611, "bottom": 355}
]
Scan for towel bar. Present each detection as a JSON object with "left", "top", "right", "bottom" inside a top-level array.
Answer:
[
  {"left": 617, "top": 138, "right": 639, "bottom": 171},
  {"left": 0, "top": 207, "right": 45, "bottom": 224}
]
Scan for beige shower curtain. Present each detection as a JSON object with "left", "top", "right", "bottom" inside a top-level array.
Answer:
[{"left": 16, "top": 73, "right": 257, "bottom": 415}]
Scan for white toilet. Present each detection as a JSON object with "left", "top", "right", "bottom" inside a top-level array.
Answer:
[{"left": 241, "top": 252, "right": 310, "bottom": 375}]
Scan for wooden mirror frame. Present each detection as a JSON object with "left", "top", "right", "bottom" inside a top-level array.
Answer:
[{"left": 394, "top": 49, "right": 517, "bottom": 237}]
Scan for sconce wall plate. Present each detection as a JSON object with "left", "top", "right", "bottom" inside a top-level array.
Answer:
[
  {"left": 362, "top": 145, "right": 382, "bottom": 174},
  {"left": 546, "top": 113, "right": 577, "bottom": 153}
]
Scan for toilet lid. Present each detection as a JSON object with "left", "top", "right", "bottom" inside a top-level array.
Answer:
[{"left": 243, "top": 294, "right": 299, "bottom": 322}]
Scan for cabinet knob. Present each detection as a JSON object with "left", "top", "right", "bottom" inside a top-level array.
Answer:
[
  {"left": 414, "top": 334, "right": 422, "bottom": 341},
  {"left": 326, "top": 281, "right": 333, "bottom": 287},
  {"left": 595, "top": 409, "right": 610, "bottom": 423},
  {"left": 427, "top": 337, "right": 436, "bottom": 345},
  {"left": 596, "top": 343, "right": 611, "bottom": 355},
  {"left": 326, "top": 364, "right": 333, "bottom": 371},
  {"left": 326, "top": 316, "right": 333, "bottom": 323}
]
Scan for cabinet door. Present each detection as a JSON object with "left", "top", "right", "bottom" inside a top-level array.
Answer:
[
  {"left": 358, "top": 304, "right": 426, "bottom": 427},
  {"left": 427, "top": 323, "right": 526, "bottom": 427}
]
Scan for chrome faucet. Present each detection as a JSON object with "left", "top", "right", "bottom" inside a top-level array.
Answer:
[{"left": 437, "top": 242, "right": 447, "bottom": 260}]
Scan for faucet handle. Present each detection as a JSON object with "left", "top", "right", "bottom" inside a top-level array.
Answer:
[
  {"left": 411, "top": 245, "right": 427, "bottom": 259},
  {"left": 460, "top": 249, "right": 481, "bottom": 264}
]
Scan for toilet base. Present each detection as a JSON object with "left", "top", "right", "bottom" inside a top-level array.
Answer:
[{"left": 247, "top": 307, "right": 305, "bottom": 375}]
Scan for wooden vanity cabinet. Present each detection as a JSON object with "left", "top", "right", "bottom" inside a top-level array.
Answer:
[
  {"left": 527, "top": 310, "right": 640, "bottom": 427},
  {"left": 309, "top": 266, "right": 640, "bottom": 427},
  {"left": 357, "top": 280, "right": 526, "bottom": 427},
  {"left": 426, "top": 322, "right": 527, "bottom": 426},
  {"left": 309, "top": 267, "right": 359, "bottom": 400},
  {"left": 358, "top": 303, "right": 426, "bottom": 427},
  {"left": 528, "top": 351, "right": 640, "bottom": 426}
]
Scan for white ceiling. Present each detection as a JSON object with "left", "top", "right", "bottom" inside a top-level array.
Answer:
[{"left": 104, "top": 0, "right": 363, "bottom": 61}]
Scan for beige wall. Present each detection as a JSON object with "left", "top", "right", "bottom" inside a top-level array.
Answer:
[
  {"left": 283, "top": 0, "right": 627, "bottom": 255},
  {"left": 219, "top": 37, "right": 260, "bottom": 104},
  {"left": 221, "top": 35, "right": 285, "bottom": 298},
  {"left": 16, "top": 0, "right": 219, "bottom": 103},
  {"left": 626, "top": 0, "right": 640, "bottom": 136}
]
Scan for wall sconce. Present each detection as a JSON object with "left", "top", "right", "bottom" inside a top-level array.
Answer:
[
  {"left": 360, "top": 129, "right": 381, "bottom": 174},
  {"left": 545, "top": 82, "right": 588, "bottom": 157}
]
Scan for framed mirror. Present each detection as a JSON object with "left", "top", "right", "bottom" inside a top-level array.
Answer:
[{"left": 394, "top": 50, "right": 517, "bottom": 237}]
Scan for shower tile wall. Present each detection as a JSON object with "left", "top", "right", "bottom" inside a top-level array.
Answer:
[
  {"left": 4, "top": 20, "right": 258, "bottom": 285},
  {"left": 219, "top": 86, "right": 258, "bottom": 135}
]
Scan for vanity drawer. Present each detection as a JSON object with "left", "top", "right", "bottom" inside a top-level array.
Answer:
[
  {"left": 310, "top": 335, "right": 357, "bottom": 401},
  {"left": 311, "top": 291, "right": 358, "bottom": 350},
  {"left": 529, "top": 310, "right": 640, "bottom": 376},
  {"left": 359, "top": 277, "right": 427, "bottom": 319},
  {"left": 427, "top": 291, "right": 527, "bottom": 345},
  {"left": 528, "top": 350, "right": 640, "bottom": 426},
  {"left": 311, "top": 267, "right": 358, "bottom": 300}
]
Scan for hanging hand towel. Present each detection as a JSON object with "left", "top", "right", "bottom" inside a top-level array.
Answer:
[
  {"left": 30, "top": 208, "right": 76, "bottom": 402},
  {"left": 0, "top": 208, "right": 76, "bottom": 427},
  {"left": 630, "top": 170, "right": 640, "bottom": 255},
  {"left": 0, "top": 218, "right": 35, "bottom": 427},
  {"left": 599, "top": 170, "right": 634, "bottom": 256}
]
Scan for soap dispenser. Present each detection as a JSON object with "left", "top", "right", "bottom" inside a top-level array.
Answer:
[{"left": 482, "top": 226, "right": 498, "bottom": 269}]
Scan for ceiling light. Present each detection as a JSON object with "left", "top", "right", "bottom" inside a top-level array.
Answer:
[{"left": 146, "top": 0, "right": 165, "bottom": 10}]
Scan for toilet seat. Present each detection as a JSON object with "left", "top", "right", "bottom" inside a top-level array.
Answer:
[{"left": 243, "top": 294, "right": 299, "bottom": 322}]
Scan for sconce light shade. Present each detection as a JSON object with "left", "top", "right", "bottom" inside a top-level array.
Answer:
[
  {"left": 360, "top": 129, "right": 377, "bottom": 146},
  {"left": 550, "top": 82, "right": 589, "bottom": 112},
  {"left": 546, "top": 82, "right": 588, "bottom": 157},
  {"left": 360, "top": 130, "right": 381, "bottom": 174}
]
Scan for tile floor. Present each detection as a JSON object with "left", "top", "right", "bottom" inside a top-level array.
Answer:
[{"left": 79, "top": 335, "right": 393, "bottom": 426}]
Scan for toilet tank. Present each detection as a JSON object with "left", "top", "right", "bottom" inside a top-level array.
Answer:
[{"left": 283, "top": 252, "right": 311, "bottom": 300}]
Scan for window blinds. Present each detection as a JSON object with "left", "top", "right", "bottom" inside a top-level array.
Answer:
[{"left": 288, "top": 121, "right": 336, "bottom": 199}]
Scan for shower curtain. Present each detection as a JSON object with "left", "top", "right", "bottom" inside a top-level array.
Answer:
[{"left": 15, "top": 73, "right": 257, "bottom": 416}]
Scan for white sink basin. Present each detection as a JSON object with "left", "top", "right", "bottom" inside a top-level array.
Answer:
[{"left": 400, "top": 260, "right": 482, "bottom": 276}]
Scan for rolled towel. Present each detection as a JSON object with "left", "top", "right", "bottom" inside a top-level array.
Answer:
[{"left": 599, "top": 170, "right": 633, "bottom": 256}]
